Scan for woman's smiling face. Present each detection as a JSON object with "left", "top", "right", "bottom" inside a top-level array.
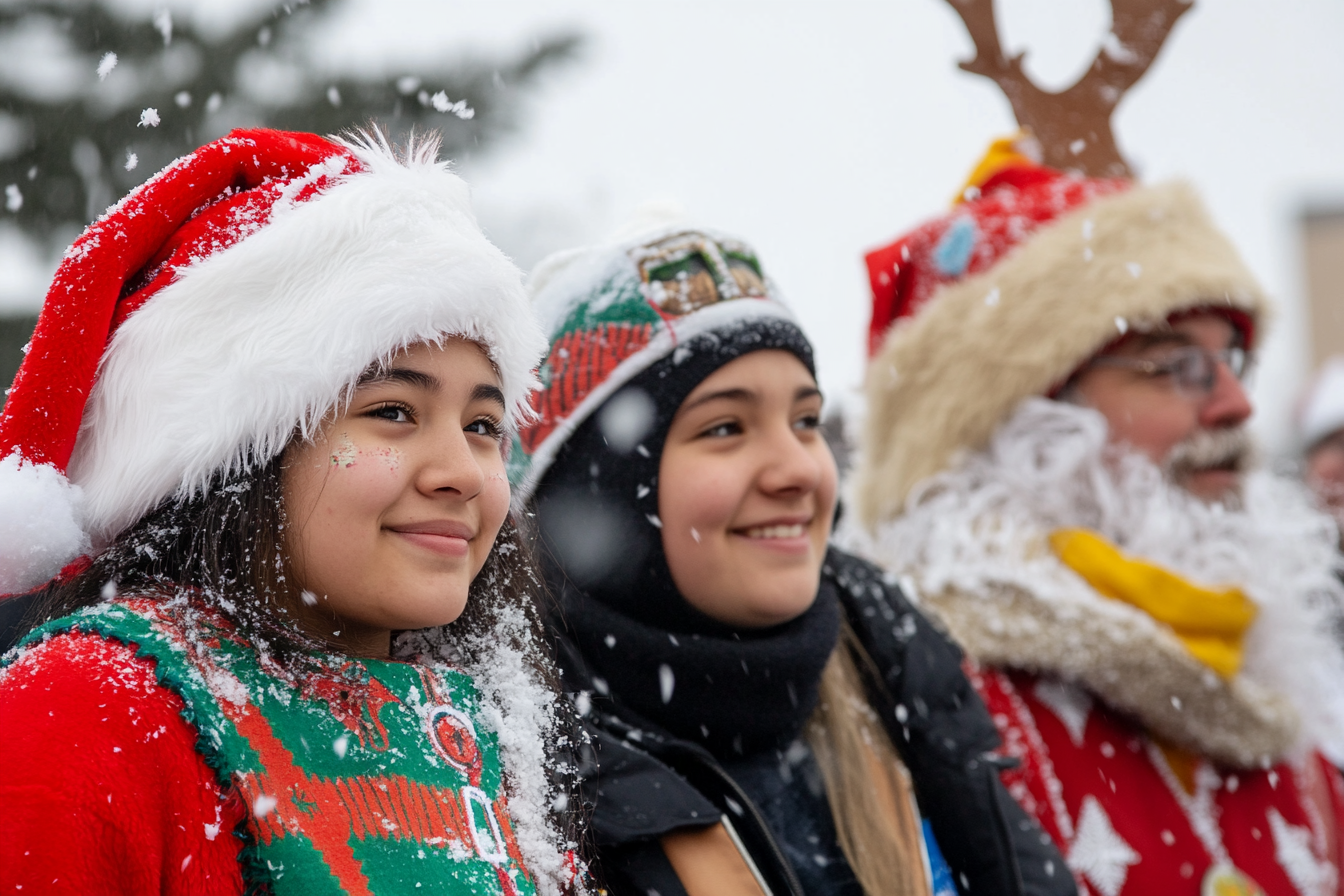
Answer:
[
  {"left": 658, "top": 350, "right": 838, "bottom": 628},
  {"left": 282, "top": 338, "right": 511, "bottom": 656}
]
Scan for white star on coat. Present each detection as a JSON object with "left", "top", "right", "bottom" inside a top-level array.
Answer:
[
  {"left": 1068, "top": 796, "right": 1140, "bottom": 896},
  {"left": 1034, "top": 677, "right": 1093, "bottom": 746},
  {"left": 1268, "top": 808, "right": 1337, "bottom": 896}
]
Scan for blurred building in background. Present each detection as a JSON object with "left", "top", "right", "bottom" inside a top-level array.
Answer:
[{"left": 1302, "top": 205, "right": 1344, "bottom": 368}]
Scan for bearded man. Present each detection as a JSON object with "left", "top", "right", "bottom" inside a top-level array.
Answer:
[{"left": 851, "top": 140, "right": 1344, "bottom": 896}]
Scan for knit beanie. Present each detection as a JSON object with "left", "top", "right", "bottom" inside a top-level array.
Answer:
[
  {"left": 0, "top": 128, "right": 546, "bottom": 595},
  {"left": 856, "top": 137, "right": 1270, "bottom": 526},
  {"left": 513, "top": 221, "right": 814, "bottom": 630}
]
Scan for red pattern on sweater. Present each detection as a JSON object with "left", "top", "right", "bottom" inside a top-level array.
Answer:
[{"left": 0, "top": 632, "right": 245, "bottom": 894}]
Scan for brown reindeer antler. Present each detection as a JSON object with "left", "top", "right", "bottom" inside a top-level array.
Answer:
[{"left": 944, "top": 0, "right": 1193, "bottom": 178}]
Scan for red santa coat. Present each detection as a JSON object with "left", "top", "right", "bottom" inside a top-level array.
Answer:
[
  {"left": 0, "top": 632, "right": 246, "bottom": 894},
  {"left": 970, "top": 664, "right": 1344, "bottom": 896},
  {"left": 850, "top": 400, "right": 1344, "bottom": 895}
]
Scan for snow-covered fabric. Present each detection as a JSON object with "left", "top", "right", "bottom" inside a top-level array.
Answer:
[
  {"left": 847, "top": 398, "right": 1344, "bottom": 767},
  {"left": 0, "top": 631, "right": 247, "bottom": 894},
  {"left": 509, "top": 221, "right": 802, "bottom": 503},
  {"left": 0, "top": 127, "right": 545, "bottom": 590},
  {"left": 394, "top": 603, "right": 576, "bottom": 896},
  {"left": 858, "top": 164, "right": 1267, "bottom": 526},
  {"left": 3, "top": 594, "right": 556, "bottom": 895}
]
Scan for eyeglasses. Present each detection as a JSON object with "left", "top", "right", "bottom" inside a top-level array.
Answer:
[{"left": 1086, "top": 345, "right": 1251, "bottom": 396}]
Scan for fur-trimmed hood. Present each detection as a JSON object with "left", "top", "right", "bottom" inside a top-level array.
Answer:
[{"left": 844, "top": 399, "right": 1344, "bottom": 769}]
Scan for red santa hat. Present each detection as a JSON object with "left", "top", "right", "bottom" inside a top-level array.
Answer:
[
  {"left": 856, "top": 137, "right": 1269, "bottom": 527},
  {"left": 0, "top": 127, "right": 545, "bottom": 595}
]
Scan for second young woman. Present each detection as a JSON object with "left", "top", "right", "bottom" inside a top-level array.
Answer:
[{"left": 509, "top": 223, "right": 1075, "bottom": 896}]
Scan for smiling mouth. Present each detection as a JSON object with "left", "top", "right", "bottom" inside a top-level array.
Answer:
[
  {"left": 387, "top": 523, "right": 474, "bottom": 557},
  {"left": 741, "top": 523, "right": 807, "bottom": 539}
]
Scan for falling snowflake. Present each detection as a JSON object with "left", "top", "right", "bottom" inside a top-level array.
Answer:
[
  {"left": 154, "top": 9, "right": 173, "bottom": 45},
  {"left": 97, "top": 52, "right": 118, "bottom": 81},
  {"left": 430, "top": 91, "right": 475, "bottom": 120},
  {"left": 124, "top": 151, "right": 138, "bottom": 171},
  {"left": 658, "top": 664, "right": 675, "bottom": 704},
  {"left": 327, "top": 86, "right": 341, "bottom": 107},
  {"left": 139, "top": 108, "right": 161, "bottom": 128}
]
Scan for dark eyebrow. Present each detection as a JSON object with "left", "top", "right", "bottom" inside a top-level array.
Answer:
[
  {"left": 679, "top": 387, "right": 755, "bottom": 414},
  {"left": 471, "top": 383, "right": 506, "bottom": 409},
  {"left": 679, "top": 384, "right": 823, "bottom": 414},
  {"left": 358, "top": 366, "right": 442, "bottom": 391}
]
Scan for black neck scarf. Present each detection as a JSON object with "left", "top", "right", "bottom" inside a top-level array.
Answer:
[
  {"left": 556, "top": 574, "right": 841, "bottom": 759},
  {"left": 535, "top": 321, "right": 839, "bottom": 759}
]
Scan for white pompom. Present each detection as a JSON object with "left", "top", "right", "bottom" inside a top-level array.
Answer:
[{"left": 0, "top": 451, "right": 90, "bottom": 594}]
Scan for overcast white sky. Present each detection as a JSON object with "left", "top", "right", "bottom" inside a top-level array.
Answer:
[{"left": 10, "top": 0, "right": 1344, "bottom": 451}]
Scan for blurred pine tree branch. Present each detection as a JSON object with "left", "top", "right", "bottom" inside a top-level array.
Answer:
[
  {"left": 0, "top": 0, "right": 582, "bottom": 397},
  {"left": 0, "top": 0, "right": 582, "bottom": 246}
]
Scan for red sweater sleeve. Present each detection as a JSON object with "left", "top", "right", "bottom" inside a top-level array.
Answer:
[{"left": 0, "top": 631, "right": 246, "bottom": 895}]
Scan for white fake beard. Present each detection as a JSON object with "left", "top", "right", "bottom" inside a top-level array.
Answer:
[{"left": 846, "top": 396, "right": 1344, "bottom": 761}]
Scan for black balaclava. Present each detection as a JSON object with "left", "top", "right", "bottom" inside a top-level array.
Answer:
[{"left": 535, "top": 317, "right": 842, "bottom": 759}]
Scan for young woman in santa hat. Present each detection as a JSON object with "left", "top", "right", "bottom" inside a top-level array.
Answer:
[
  {"left": 507, "top": 220, "right": 1076, "bottom": 896},
  {"left": 0, "top": 129, "right": 581, "bottom": 895}
]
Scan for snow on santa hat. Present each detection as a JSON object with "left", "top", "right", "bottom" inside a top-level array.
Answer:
[
  {"left": 0, "top": 127, "right": 545, "bottom": 595},
  {"left": 856, "top": 136, "right": 1270, "bottom": 527},
  {"left": 507, "top": 211, "right": 811, "bottom": 504},
  {"left": 1298, "top": 356, "right": 1344, "bottom": 452}
]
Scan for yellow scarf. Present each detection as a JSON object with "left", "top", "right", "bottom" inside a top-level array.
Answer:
[{"left": 1049, "top": 529, "right": 1257, "bottom": 678}]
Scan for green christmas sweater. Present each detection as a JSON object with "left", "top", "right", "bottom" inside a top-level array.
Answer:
[{"left": 16, "top": 594, "right": 544, "bottom": 896}]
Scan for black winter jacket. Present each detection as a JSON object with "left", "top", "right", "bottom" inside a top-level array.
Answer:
[{"left": 554, "top": 549, "right": 1076, "bottom": 896}]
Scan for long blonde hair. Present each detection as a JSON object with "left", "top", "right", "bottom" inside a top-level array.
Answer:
[{"left": 806, "top": 621, "right": 932, "bottom": 896}]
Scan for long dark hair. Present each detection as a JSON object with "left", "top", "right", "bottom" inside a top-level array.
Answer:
[{"left": 22, "top": 446, "right": 589, "bottom": 871}]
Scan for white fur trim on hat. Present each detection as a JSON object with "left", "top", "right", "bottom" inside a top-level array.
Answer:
[
  {"left": 66, "top": 137, "right": 546, "bottom": 545},
  {"left": 857, "top": 181, "right": 1270, "bottom": 527},
  {"left": 0, "top": 451, "right": 90, "bottom": 594}
]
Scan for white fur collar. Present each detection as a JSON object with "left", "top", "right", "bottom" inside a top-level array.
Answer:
[{"left": 844, "top": 398, "right": 1344, "bottom": 768}]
